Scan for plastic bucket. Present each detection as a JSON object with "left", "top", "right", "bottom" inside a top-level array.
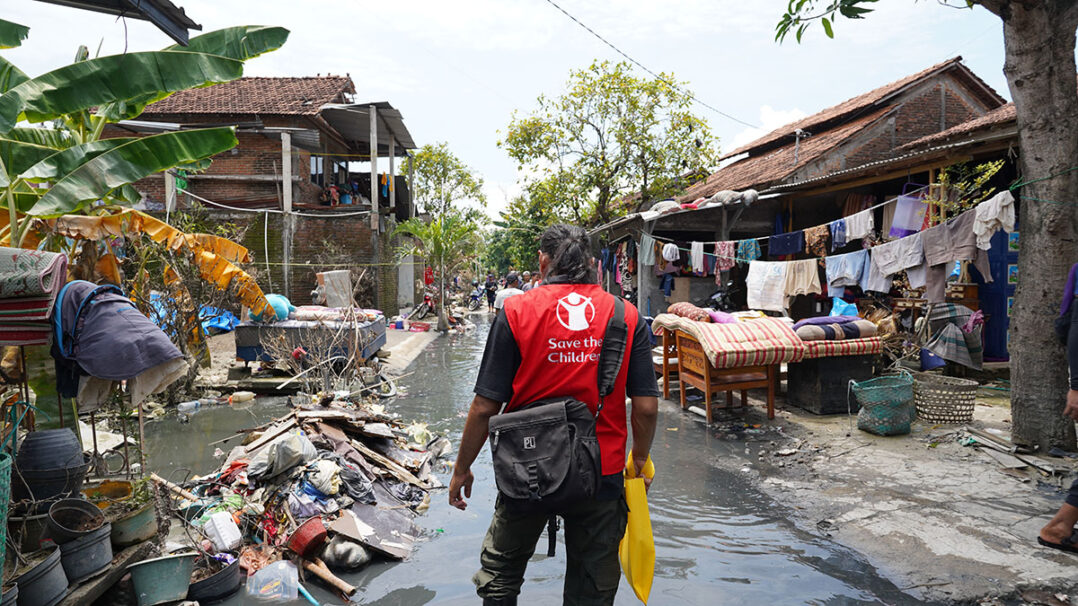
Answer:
[
  {"left": 127, "top": 552, "right": 197, "bottom": 606},
  {"left": 59, "top": 523, "right": 112, "bottom": 583},
  {"left": 13, "top": 547, "right": 67, "bottom": 606},
  {"left": 13, "top": 457, "right": 91, "bottom": 502},
  {"left": 8, "top": 500, "right": 52, "bottom": 554},
  {"left": 188, "top": 558, "right": 242, "bottom": 604},
  {"left": 16, "top": 429, "right": 81, "bottom": 471},
  {"left": 1, "top": 584, "right": 16, "bottom": 606},
  {"left": 285, "top": 515, "right": 327, "bottom": 559},
  {"left": 47, "top": 498, "right": 104, "bottom": 544},
  {"left": 82, "top": 480, "right": 133, "bottom": 510},
  {"left": 110, "top": 502, "right": 156, "bottom": 548}
]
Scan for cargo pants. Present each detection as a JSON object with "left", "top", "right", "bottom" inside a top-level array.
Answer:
[{"left": 473, "top": 492, "right": 628, "bottom": 605}]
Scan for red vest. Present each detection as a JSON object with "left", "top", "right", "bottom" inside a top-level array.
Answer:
[{"left": 502, "top": 283, "right": 638, "bottom": 476}]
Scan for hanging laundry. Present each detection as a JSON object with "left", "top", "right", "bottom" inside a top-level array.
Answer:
[
  {"left": 784, "top": 259, "right": 822, "bottom": 299},
  {"left": 746, "top": 261, "right": 788, "bottom": 312},
  {"left": 824, "top": 250, "right": 869, "bottom": 297},
  {"left": 973, "top": 190, "right": 1016, "bottom": 249},
  {"left": 922, "top": 210, "right": 993, "bottom": 303},
  {"left": 715, "top": 241, "right": 736, "bottom": 272},
  {"left": 845, "top": 209, "right": 874, "bottom": 240},
  {"left": 870, "top": 232, "right": 925, "bottom": 281},
  {"left": 804, "top": 225, "right": 830, "bottom": 257},
  {"left": 889, "top": 194, "right": 928, "bottom": 238},
  {"left": 659, "top": 273, "right": 675, "bottom": 296},
  {"left": 690, "top": 242, "right": 705, "bottom": 274},
  {"left": 860, "top": 250, "right": 894, "bottom": 294},
  {"left": 829, "top": 219, "right": 847, "bottom": 252},
  {"left": 639, "top": 234, "right": 656, "bottom": 265},
  {"left": 769, "top": 230, "right": 804, "bottom": 257},
  {"left": 625, "top": 238, "right": 637, "bottom": 260},
  {"left": 736, "top": 239, "right": 761, "bottom": 265},
  {"left": 661, "top": 242, "right": 680, "bottom": 262}
]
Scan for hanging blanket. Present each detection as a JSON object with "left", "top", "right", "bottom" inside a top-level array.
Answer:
[
  {"left": 652, "top": 313, "right": 804, "bottom": 369},
  {"left": 0, "top": 247, "right": 67, "bottom": 304}
]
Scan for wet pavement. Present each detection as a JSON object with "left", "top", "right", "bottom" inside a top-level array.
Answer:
[{"left": 142, "top": 317, "right": 929, "bottom": 605}]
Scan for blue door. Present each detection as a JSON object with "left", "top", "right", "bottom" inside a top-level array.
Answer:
[{"left": 977, "top": 228, "right": 1018, "bottom": 360}]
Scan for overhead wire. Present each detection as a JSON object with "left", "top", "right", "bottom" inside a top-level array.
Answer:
[{"left": 542, "top": 0, "right": 759, "bottom": 129}]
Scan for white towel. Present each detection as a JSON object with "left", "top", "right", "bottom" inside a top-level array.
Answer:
[
  {"left": 973, "top": 190, "right": 1015, "bottom": 250},
  {"left": 846, "top": 209, "right": 875, "bottom": 240},
  {"left": 690, "top": 242, "right": 704, "bottom": 273},
  {"left": 746, "top": 261, "right": 789, "bottom": 312}
]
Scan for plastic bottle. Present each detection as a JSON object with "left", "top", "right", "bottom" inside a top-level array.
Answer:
[
  {"left": 177, "top": 400, "right": 201, "bottom": 412},
  {"left": 229, "top": 391, "right": 255, "bottom": 404}
]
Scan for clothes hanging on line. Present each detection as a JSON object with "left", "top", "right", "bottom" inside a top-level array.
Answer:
[
  {"left": 845, "top": 209, "right": 874, "bottom": 240},
  {"left": 784, "top": 259, "right": 822, "bottom": 299},
  {"left": 737, "top": 239, "right": 761, "bottom": 265},
  {"left": 715, "top": 241, "right": 736, "bottom": 272},
  {"left": 639, "top": 234, "right": 656, "bottom": 265},
  {"left": 804, "top": 225, "right": 830, "bottom": 257},
  {"left": 860, "top": 249, "right": 893, "bottom": 294},
  {"left": 746, "top": 261, "right": 788, "bottom": 312},
  {"left": 769, "top": 230, "right": 804, "bottom": 257},
  {"left": 830, "top": 219, "right": 847, "bottom": 252},
  {"left": 973, "top": 190, "right": 1016, "bottom": 250},
  {"left": 922, "top": 210, "right": 993, "bottom": 303},
  {"left": 661, "top": 242, "right": 680, "bottom": 262},
  {"left": 690, "top": 241, "right": 705, "bottom": 274},
  {"left": 870, "top": 232, "right": 926, "bottom": 289},
  {"left": 824, "top": 250, "right": 869, "bottom": 298},
  {"left": 890, "top": 194, "right": 928, "bottom": 238}
]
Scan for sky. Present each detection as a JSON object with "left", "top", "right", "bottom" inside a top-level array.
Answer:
[{"left": 4, "top": 1, "right": 1008, "bottom": 218}]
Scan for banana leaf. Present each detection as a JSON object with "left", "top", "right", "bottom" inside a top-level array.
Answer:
[
  {"left": 0, "top": 51, "right": 244, "bottom": 133},
  {"left": 169, "top": 25, "right": 289, "bottom": 61},
  {"left": 0, "top": 19, "right": 29, "bottom": 49},
  {"left": 0, "top": 57, "right": 27, "bottom": 94},
  {"left": 30, "top": 127, "right": 238, "bottom": 217},
  {"left": 95, "top": 26, "right": 290, "bottom": 122},
  {"left": 20, "top": 138, "right": 131, "bottom": 182},
  {"left": 0, "top": 139, "right": 58, "bottom": 187},
  {"left": 3, "top": 127, "right": 75, "bottom": 150}
]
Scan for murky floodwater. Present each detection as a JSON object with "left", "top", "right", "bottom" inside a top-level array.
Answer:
[{"left": 142, "top": 317, "right": 928, "bottom": 605}]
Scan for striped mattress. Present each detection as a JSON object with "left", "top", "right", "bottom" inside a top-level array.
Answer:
[
  {"left": 801, "top": 337, "right": 883, "bottom": 360},
  {"left": 652, "top": 313, "right": 804, "bottom": 369}
]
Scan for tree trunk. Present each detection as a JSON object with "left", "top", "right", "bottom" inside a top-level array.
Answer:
[
  {"left": 437, "top": 259, "right": 450, "bottom": 331},
  {"left": 994, "top": 1, "right": 1078, "bottom": 450}
]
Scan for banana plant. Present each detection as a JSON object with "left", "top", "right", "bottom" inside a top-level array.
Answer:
[{"left": 0, "top": 23, "right": 289, "bottom": 245}]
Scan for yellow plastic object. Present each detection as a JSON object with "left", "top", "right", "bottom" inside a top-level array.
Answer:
[{"left": 619, "top": 455, "right": 655, "bottom": 604}]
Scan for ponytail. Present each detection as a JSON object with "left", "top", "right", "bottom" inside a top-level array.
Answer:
[{"left": 540, "top": 224, "right": 597, "bottom": 284}]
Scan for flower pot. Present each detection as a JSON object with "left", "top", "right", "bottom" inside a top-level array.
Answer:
[
  {"left": 188, "top": 557, "right": 242, "bottom": 604},
  {"left": 8, "top": 501, "right": 52, "bottom": 554},
  {"left": 59, "top": 523, "right": 112, "bottom": 583},
  {"left": 16, "top": 430, "right": 81, "bottom": 471},
  {"left": 13, "top": 548, "right": 67, "bottom": 606},
  {"left": 46, "top": 498, "right": 104, "bottom": 544},
  {"left": 13, "top": 456, "right": 91, "bottom": 503},
  {"left": 82, "top": 480, "right": 133, "bottom": 510},
  {"left": 127, "top": 552, "right": 197, "bottom": 606},
  {"left": 1, "top": 584, "right": 16, "bottom": 606},
  {"left": 109, "top": 502, "right": 156, "bottom": 548}
]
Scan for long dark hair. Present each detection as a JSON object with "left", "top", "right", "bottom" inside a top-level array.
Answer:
[{"left": 539, "top": 224, "right": 597, "bottom": 284}]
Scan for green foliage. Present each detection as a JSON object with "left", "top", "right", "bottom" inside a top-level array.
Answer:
[
  {"left": 501, "top": 60, "right": 719, "bottom": 226},
  {"left": 405, "top": 142, "right": 486, "bottom": 216},
  {"left": 776, "top": 0, "right": 878, "bottom": 43},
  {"left": 396, "top": 210, "right": 484, "bottom": 327},
  {"left": 0, "top": 19, "right": 29, "bottom": 50},
  {"left": 483, "top": 179, "right": 569, "bottom": 273},
  {"left": 0, "top": 24, "right": 288, "bottom": 243}
]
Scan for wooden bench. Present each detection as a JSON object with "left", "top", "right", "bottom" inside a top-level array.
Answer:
[
  {"left": 674, "top": 329, "right": 777, "bottom": 422},
  {"left": 652, "top": 329, "right": 679, "bottom": 400}
]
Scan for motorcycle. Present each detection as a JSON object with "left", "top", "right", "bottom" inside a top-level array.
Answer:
[
  {"left": 409, "top": 289, "right": 437, "bottom": 320},
  {"left": 467, "top": 286, "right": 483, "bottom": 311}
]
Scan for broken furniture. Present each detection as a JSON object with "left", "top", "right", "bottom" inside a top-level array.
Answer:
[
  {"left": 234, "top": 315, "right": 387, "bottom": 364},
  {"left": 787, "top": 338, "right": 883, "bottom": 415}
]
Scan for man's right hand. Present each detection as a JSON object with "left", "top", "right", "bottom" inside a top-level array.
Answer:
[
  {"left": 1064, "top": 389, "right": 1078, "bottom": 421},
  {"left": 449, "top": 468, "right": 474, "bottom": 510}
]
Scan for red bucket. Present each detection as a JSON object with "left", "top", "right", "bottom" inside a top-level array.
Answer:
[{"left": 286, "top": 516, "right": 327, "bottom": 559}]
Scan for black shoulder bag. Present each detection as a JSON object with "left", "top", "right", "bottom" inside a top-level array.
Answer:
[{"left": 487, "top": 297, "right": 629, "bottom": 520}]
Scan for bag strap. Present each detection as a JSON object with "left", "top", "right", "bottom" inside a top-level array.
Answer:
[{"left": 595, "top": 296, "right": 629, "bottom": 414}]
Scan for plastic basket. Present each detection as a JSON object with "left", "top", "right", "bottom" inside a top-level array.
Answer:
[
  {"left": 913, "top": 372, "right": 978, "bottom": 424},
  {"left": 850, "top": 373, "right": 914, "bottom": 436}
]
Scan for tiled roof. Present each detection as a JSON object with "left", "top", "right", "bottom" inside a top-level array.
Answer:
[
  {"left": 898, "top": 103, "right": 1016, "bottom": 150},
  {"left": 722, "top": 57, "right": 1003, "bottom": 159},
  {"left": 680, "top": 108, "right": 892, "bottom": 201},
  {"left": 141, "top": 76, "right": 354, "bottom": 116}
]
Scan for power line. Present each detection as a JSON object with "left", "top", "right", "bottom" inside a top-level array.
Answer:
[{"left": 542, "top": 0, "right": 759, "bottom": 129}]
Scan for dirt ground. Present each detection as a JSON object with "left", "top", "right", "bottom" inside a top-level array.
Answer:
[{"left": 664, "top": 378, "right": 1078, "bottom": 605}]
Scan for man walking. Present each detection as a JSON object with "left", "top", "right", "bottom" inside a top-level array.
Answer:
[
  {"left": 450, "top": 224, "right": 659, "bottom": 605},
  {"left": 493, "top": 273, "right": 524, "bottom": 311}
]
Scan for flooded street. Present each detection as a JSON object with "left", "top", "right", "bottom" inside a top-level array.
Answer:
[{"left": 143, "top": 318, "right": 926, "bottom": 605}]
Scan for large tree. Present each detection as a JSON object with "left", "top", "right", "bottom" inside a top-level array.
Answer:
[
  {"left": 396, "top": 210, "right": 483, "bottom": 330},
  {"left": 501, "top": 60, "right": 719, "bottom": 226},
  {"left": 779, "top": 1, "right": 1078, "bottom": 451},
  {"left": 405, "top": 142, "right": 486, "bottom": 216}
]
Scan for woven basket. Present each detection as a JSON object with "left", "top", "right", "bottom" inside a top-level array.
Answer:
[
  {"left": 913, "top": 372, "right": 978, "bottom": 424},
  {"left": 851, "top": 373, "right": 915, "bottom": 436}
]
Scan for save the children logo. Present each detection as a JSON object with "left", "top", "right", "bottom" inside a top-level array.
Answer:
[{"left": 555, "top": 292, "right": 595, "bottom": 331}]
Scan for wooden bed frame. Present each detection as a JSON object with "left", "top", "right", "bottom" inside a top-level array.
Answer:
[{"left": 674, "top": 330, "right": 777, "bottom": 422}]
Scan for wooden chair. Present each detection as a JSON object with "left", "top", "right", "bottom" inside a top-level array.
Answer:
[
  {"left": 674, "top": 330, "right": 777, "bottom": 422},
  {"left": 652, "top": 329, "right": 679, "bottom": 399}
]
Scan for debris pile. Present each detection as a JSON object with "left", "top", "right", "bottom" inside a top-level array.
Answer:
[{"left": 153, "top": 397, "right": 451, "bottom": 601}]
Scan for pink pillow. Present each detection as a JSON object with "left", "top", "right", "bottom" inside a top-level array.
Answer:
[{"left": 708, "top": 310, "right": 736, "bottom": 324}]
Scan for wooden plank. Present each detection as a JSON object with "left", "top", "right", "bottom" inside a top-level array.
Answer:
[
  {"left": 243, "top": 417, "right": 297, "bottom": 454},
  {"left": 60, "top": 541, "right": 153, "bottom": 605},
  {"left": 332, "top": 505, "right": 417, "bottom": 561},
  {"left": 350, "top": 439, "right": 429, "bottom": 489},
  {"left": 978, "top": 447, "right": 1028, "bottom": 469}
]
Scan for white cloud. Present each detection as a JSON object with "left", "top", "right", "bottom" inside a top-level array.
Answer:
[{"left": 727, "top": 105, "right": 808, "bottom": 152}]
